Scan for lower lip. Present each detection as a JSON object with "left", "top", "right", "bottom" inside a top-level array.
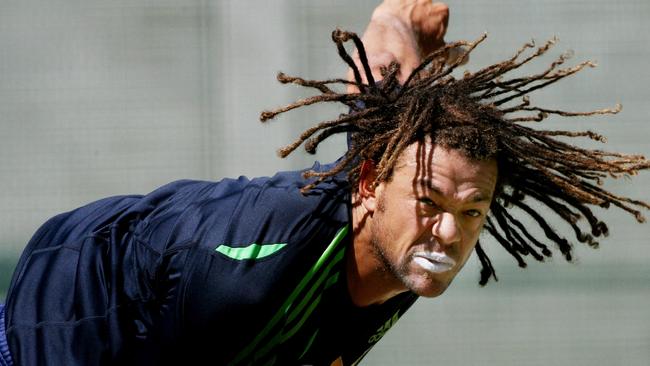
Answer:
[{"left": 413, "top": 257, "right": 454, "bottom": 273}]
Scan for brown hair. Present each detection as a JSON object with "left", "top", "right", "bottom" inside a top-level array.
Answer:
[{"left": 261, "top": 30, "right": 649, "bottom": 285}]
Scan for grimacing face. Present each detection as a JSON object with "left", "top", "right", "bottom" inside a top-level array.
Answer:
[{"left": 369, "top": 141, "right": 498, "bottom": 297}]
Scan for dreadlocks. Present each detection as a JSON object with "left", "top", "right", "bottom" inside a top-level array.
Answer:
[{"left": 260, "top": 29, "right": 650, "bottom": 285}]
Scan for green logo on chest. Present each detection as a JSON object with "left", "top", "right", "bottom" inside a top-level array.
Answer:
[{"left": 215, "top": 242, "right": 287, "bottom": 260}]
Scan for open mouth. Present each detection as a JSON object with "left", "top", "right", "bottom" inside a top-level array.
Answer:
[{"left": 412, "top": 252, "right": 456, "bottom": 273}]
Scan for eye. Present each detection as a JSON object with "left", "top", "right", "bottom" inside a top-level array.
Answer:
[
  {"left": 418, "top": 198, "right": 436, "bottom": 206},
  {"left": 464, "top": 209, "right": 483, "bottom": 218}
]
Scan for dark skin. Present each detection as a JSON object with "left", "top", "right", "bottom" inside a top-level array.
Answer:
[
  {"left": 347, "top": 0, "right": 451, "bottom": 92},
  {"left": 266, "top": 3, "right": 649, "bottom": 363},
  {"left": 335, "top": 2, "right": 469, "bottom": 364},
  {"left": 344, "top": 0, "right": 492, "bottom": 308},
  {"left": 349, "top": 141, "right": 497, "bottom": 305}
]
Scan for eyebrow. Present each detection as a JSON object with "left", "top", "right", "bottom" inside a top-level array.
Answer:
[{"left": 416, "top": 178, "right": 493, "bottom": 203}]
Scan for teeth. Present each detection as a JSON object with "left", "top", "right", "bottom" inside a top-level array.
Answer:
[{"left": 412, "top": 253, "right": 456, "bottom": 273}]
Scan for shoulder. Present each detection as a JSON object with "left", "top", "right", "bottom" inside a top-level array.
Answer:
[
  {"left": 227, "top": 162, "right": 350, "bottom": 242},
  {"left": 129, "top": 161, "right": 352, "bottom": 274},
  {"left": 139, "top": 162, "right": 351, "bottom": 250}
]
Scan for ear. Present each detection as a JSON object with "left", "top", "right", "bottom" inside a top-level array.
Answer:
[{"left": 357, "top": 160, "right": 379, "bottom": 213}]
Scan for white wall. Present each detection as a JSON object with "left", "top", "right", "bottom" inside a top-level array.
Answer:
[{"left": 0, "top": 1, "right": 648, "bottom": 365}]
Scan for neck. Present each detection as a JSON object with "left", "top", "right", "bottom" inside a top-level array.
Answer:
[{"left": 346, "top": 194, "right": 407, "bottom": 307}]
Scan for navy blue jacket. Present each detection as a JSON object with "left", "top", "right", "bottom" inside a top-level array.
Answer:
[{"left": 5, "top": 162, "right": 417, "bottom": 365}]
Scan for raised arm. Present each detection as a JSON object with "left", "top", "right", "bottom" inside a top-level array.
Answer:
[{"left": 347, "top": 0, "right": 450, "bottom": 92}]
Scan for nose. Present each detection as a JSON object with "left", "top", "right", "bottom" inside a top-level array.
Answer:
[{"left": 432, "top": 212, "right": 461, "bottom": 246}]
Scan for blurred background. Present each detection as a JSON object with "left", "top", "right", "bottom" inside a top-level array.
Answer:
[{"left": 0, "top": 0, "right": 648, "bottom": 365}]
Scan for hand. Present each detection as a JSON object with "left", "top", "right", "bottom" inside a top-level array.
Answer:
[{"left": 347, "top": 0, "right": 450, "bottom": 92}]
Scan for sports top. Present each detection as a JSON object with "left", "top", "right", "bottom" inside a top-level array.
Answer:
[{"left": 5, "top": 161, "right": 417, "bottom": 365}]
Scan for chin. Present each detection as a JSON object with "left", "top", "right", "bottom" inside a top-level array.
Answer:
[{"left": 407, "top": 276, "right": 450, "bottom": 298}]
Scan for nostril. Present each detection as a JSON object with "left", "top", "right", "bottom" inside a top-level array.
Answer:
[{"left": 431, "top": 212, "right": 461, "bottom": 244}]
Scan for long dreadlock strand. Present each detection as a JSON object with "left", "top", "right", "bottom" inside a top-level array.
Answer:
[
  {"left": 492, "top": 61, "right": 597, "bottom": 106},
  {"left": 332, "top": 29, "right": 372, "bottom": 94},
  {"left": 496, "top": 206, "right": 553, "bottom": 256},
  {"left": 277, "top": 108, "right": 381, "bottom": 158},
  {"left": 260, "top": 92, "right": 385, "bottom": 122},
  {"left": 490, "top": 205, "right": 545, "bottom": 261},
  {"left": 276, "top": 72, "right": 338, "bottom": 95},
  {"left": 507, "top": 197, "right": 574, "bottom": 260},
  {"left": 484, "top": 217, "right": 529, "bottom": 268},
  {"left": 401, "top": 36, "right": 484, "bottom": 91},
  {"left": 475, "top": 242, "right": 498, "bottom": 285},
  {"left": 261, "top": 30, "right": 649, "bottom": 284}
]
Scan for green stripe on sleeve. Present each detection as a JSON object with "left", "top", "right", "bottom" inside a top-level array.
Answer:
[
  {"left": 324, "top": 272, "right": 340, "bottom": 290},
  {"left": 228, "top": 225, "right": 349, "bottom": 366},
  {"left": 215, "top": 242, "right": 287, "bottom": 260},
  {"left": 253, "top": 247, "right": 346, "bottom": 362},
  {"left": 286, "top": 248, "right": 345, "bottom": 324},
  {"left": 298, "top": 329, "right": 320, "bottom": 360}
]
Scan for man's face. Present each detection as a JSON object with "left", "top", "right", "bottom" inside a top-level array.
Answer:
[{"left": 368, "top": 141, "right": 498, "bottom": 297}]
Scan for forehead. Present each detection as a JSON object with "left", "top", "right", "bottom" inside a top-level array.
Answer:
[{"left": 392, "top": 141, "right": 498, "bottom": 197}]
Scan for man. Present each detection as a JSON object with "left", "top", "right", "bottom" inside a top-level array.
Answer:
[{"left": 2, "top": 1, "right": 648, "bottom": 365}]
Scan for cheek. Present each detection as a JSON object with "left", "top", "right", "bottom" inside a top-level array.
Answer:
[
  {"left": 386, "top": 199, "right": 428, "bottom": 232},
  {"left": 463, "top": 213, "right": 488, "bottom": 234},
  {"left": 459, "top": 220, "right": 485, "bottom": 254},
  {"left": 462, "top": 214, "right": 487, "bottom": 232}
]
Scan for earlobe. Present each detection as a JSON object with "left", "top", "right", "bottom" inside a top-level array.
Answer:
[{"left": 358, "top": 160, "right": 378, "bottom": 213}]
